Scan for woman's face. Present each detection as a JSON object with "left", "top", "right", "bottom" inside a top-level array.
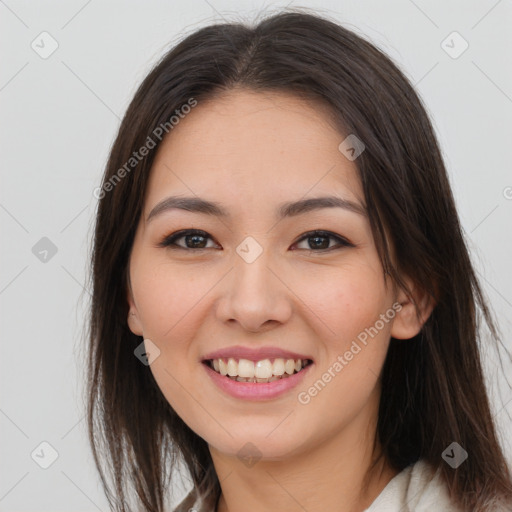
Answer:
[{"left": 127, "top": 89, "right": 412, "bottom": 462}]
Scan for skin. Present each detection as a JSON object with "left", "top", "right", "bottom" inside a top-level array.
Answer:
[{"left": 127, "top": 88, "right": 433, "bottom": 512}]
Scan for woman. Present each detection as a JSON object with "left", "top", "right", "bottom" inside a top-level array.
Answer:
[{"left": 86, "top": 9, "right": 512, "bottom": 512}]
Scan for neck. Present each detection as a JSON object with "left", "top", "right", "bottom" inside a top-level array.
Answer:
[{"left": 209, "top": 401, "right": 398, "bottom": 512}]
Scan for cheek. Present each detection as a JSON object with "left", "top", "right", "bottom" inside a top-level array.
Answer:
[
  {"left": 304, "top": 261, "right": 390, "bottom": 350},
  {"left": 301, "top": 263, "right": 392, "bottom": 416},
  {"left": 130, "top": 259, "right": 214, "bottom": 425},
  {"left": 131, "top": 259, "right": 212, "bottom": 342},
  {"left": 297, "top": 261, "right": 392, "bottom": 410}
]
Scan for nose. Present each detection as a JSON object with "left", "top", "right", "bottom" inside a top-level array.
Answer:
[{"left": 215, "top": 242, "right": 293, "bottom": 333}]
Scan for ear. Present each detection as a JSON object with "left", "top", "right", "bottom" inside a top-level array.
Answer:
[
  {"left": 390, "top": 279, "right": 436, "bottom": 340},
  {"left": 126, "top": 281, "right": 143, "bottom": 336}
]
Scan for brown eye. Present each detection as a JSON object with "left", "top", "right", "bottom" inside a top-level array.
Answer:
[
  {"left": 292, "top": 230, "right": 353, "bottom": 251},
  {"left": 159, "top": 230, "right": 219, "bottom": 250}
]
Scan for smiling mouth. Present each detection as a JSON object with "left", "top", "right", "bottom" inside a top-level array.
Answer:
[{"left": 203, "top": 357, "right": 313, "bottom": 383}]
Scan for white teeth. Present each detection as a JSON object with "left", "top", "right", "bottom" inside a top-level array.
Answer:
[
  {"left": 219, "top": 359, "right": 228, "bottom": 376},
  {"left": 272, "top": 358, "right": 285, "bottom": 376},
  {"left": 208, "top": 356, "right": 310, "bottom": 382},
  {"left": 238, "top": 358, "right": 255, "bottom": 378},
  {"left": 255, "top": 359, "right": 273, "bottom": 379},
  {"left": 284, "top": 359, "right": 295, "bottom": 375},
  {"left": 227, "top": 357, "right": 238, "bottom": 377}
]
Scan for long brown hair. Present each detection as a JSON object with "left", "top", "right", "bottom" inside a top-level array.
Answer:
[{"left": 87, "top": 9, "right": 512, "bottom": 511}]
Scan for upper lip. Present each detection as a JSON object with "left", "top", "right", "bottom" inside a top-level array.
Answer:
[{"left": 202, "top": 345, "right": 314, "bottom": 362}]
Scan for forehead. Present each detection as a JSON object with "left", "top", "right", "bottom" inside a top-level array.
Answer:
[{"left": 145, "top": 89, "right": 363, "bottom": 209}]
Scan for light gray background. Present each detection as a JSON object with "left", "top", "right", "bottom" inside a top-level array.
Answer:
[{"left": 1, "top": 1, "right": 511, "bottom": 510}]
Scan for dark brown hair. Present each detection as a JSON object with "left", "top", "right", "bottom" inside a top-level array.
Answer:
[{"left": 87, "top": 9, "right": 512, "bottom": 511}]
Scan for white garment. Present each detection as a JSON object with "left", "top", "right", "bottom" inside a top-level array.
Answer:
[
  {"left": 364, "top": 459, "right": 462, "bottom": 511},
  {"left": 176, "top": 459, "right": 471, "bottom": 511}
]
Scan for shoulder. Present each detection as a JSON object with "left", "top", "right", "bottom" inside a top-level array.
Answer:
[{"left": 365, "top": 459, "right": 463, "bottom": 512}]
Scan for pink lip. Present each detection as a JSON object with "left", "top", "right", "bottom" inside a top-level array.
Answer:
[
  {"left": 202, "top": 361, "right": 313, "bottom": 401},
  {"left": 201, "top": 345, "right": 313, "bottom": 363}
]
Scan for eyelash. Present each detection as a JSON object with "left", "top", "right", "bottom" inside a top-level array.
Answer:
[{"left": 158, "top": 229, "right": 354, "bottom": 252}]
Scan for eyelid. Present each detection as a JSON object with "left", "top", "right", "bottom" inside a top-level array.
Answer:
[
  {"left": 158, "top": 229, "right": 354, "bottom": 252},
  {"left": 292, "top": 230, "right": 354, "bottom": 251},
  {"left": 157, "top": 229, "right": 218, "bottom": 249}
]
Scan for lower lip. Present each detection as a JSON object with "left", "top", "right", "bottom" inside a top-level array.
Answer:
[{"left": 203, "top": 361, "right": 313, "bottom": 401}]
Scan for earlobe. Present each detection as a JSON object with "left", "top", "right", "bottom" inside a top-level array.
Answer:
[
  {"left": 127, "top": 308, "right": 144, "bottom": 336},
  {"left": 126, "top": 281, "right": 144, "bottom": 336},
  {"left": 390, "top": 282, "right": 436, "bottom": 340}
]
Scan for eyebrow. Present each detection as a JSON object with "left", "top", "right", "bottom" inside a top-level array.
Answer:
[{"left": 146, "top": 195, "right": 367, "bottom": 222}]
